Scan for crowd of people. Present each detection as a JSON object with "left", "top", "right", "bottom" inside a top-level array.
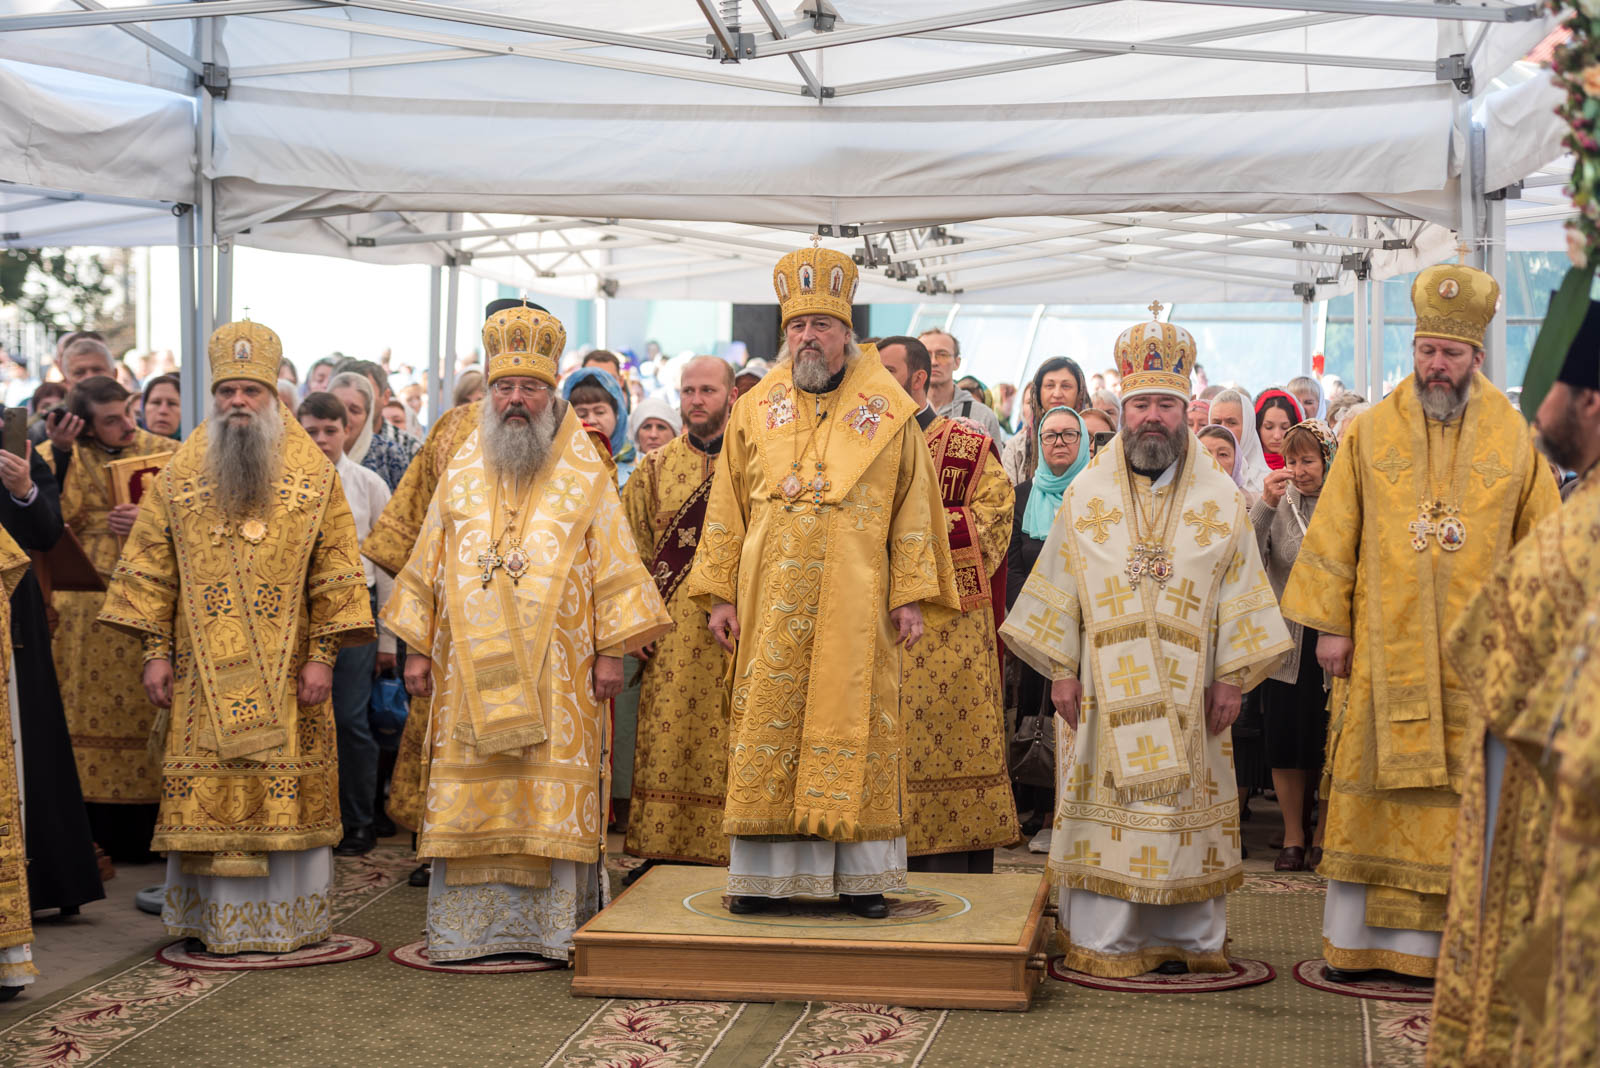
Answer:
[{"left": 0, "top": 246, "right": 1592, "bottom": 1065}]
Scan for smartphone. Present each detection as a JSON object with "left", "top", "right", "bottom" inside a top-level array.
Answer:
[
  {"left": 2, "top": 409, "right": 27, "bottom": 458},
  {"left": 1091, "top": 430, "right": 1116, "bottom": 453}
]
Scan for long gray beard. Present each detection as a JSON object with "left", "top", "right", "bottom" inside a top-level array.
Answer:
[
  {"left": 792, "top": 349, "right": 834, "bottom": 392},
  {"left": 1416, "top": 375, "right": 1470, "bottom": 422},
  {"left": 481, "top": 398, "right": 558, "bottom": 481},
  {"left": 206, "top": 405, "right": 283, "bottom": 518},
  {"left": 1123, "top": 421, "right": 1186, "bottom": 472}
]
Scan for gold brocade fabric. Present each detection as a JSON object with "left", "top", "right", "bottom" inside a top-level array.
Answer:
[
  {"left": 682, "top": 355, "right": 958, "bottom": 843},
  {"left": 621, "top": 435, "right": 731, "bottom": 865},
  {"left": 43, "top": 431, "right": 172, "bottom": 804},
  {"left": 903, "top": 417, "right": 1018, "bottom": 857},
  {"left": 96, "top": 409, "right": 374, "bottom": 856},
  {"left": 382, "top": 417, "right": 670, "bottom": 882},
  {"left": 0, "top": 529, "right": 34, "bottom": 963},
  {"left": 1280, "top": 374, "right": 1558, "bottom": 922},
  {"left": 1427, "top": 474, "right": 1600, "bottom": 1066},
  {"left": 1001, "top": 434, "right": 1291, "bottom": 908}
]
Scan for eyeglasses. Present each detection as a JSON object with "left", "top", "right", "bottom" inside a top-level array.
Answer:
[
  {"left": 491, "top": 381, "right": 552, "bottom": 399},
  {"left": 1041, "top": 430, "right": 1081, "bottom": 446}
]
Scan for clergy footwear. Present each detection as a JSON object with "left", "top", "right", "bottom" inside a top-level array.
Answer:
[
  {"left": 334, "top": 827, "right": 376, "bottom": 857},
  {"left": 622, "top": 859, "right": 659, "bottom": 887},
  {"left": 407, "top": 864, "right": 431, "bottom": 888},
  {"left": 1306, "top": 846, "right": 1323, "bottom": 869},
  {"left": 842, "top": 894, "right": 890, "bottom": 919},
  {"left": 1324, "top": 965, "right": 1374, "bottom": 984},
  {"left": 728, "top": 895, "right": 776, "bottom": 915},
  {"left": 1274, "top": 846, "right": 1306, "bottom": 872},
  {"left": 1153, "top": 960, "right": 1188, "bottom": 975}
]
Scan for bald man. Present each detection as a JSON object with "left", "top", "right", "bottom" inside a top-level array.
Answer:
[{"left": 619, "top": 357, "right": 738, "bottom": 881}]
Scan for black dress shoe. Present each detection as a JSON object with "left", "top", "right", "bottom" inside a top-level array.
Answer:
[
  {"left": 622, "top": 859, "right": 659, "bottom": 887},
  {"left": 728, "top": 895, "right": 775, "bottom": 914},
  {"left": 334, "top": 828, "right": 376, "bottom": 857},
  {"left": 373, "top": 813, "right": 397, "bottom": 839},
  {"left": 842, "top": 894, "right": 889, "bottom": 919},
  {"left": 0, "top": 986, "right": 20, "bottom": 1002},
  {"left": 1324, "top": 965, "right": 1373, "bottom": 984},
  {"left": 408, "top": 863, "right": 431, "bottom": 888},
  {"left": 1153, "top": 960, "right": 1188, "bottom": 975}
]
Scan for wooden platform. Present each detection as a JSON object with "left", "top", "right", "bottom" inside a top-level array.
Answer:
[{"left": 571, "top": 867, "right": 1053, "bottom": 1011}]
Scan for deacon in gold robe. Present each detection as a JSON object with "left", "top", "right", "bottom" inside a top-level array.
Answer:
[
  {"left": 1002, "top": 309, "right": 1291, "bottom": 977},
  {"left": 1426, "top": 301, "right": 1600, "bottom": 1066},
  {"left": 40, "top": 375, "right": 174, "bottom": 861},
  {"left": 683, "top": 245, "right": 957, "bottom": 919},
  {"left": 620, "top": 356, "right": 735, "bottom": 875},
  {"left": 384, "top": 305, "right": 670, "bottom": 962},
  {"left": 878, "top": 336, "right": 1018, "bottom": 873},
  {"left": 97, "top": 320, "right": 374, "bottom": 953},
  {"left": 1280, "top": 263, "right": 1559, "bottom": 981},
  {"left": 0, "top": 528, "right": 38, "bottom": 996}
]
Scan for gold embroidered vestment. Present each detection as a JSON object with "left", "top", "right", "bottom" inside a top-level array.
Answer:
[
  {"left": 97, "top": 409, "right": 374, "bottom": 864},
  {"left": 0, "top": 529, "right": 34, "bottom": 975}
]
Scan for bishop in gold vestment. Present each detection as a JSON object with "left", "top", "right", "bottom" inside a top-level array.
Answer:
[
  {"left": 1002, "top": 313, "right": 1290, "bottom": 977},
  {"left": 0, "top": 528, "right": 38, "bottom": 993},
  {"left": 384, "top": 306, "right": 669, "bottom": 961},
  {"left": 1281, "top": 264, "right": 1559, "bottom": 980},
  {"left": 98, "top": 322, "right": 374, "bottom": 953},
  {"left": 1426, "top": 300, "right": 1600, "bottom": 1066},
  {"left": 41, "top": 377, "right": 173, "bottom": 860},
  {"left": 620, "top": 356, "right": 735, "bottom": 869},
  {"left": 683, "top": 247, "right": 956, "bottom": 917},
  {"left": 878, "top": 337, "right": 1018, "bottom": 872}
]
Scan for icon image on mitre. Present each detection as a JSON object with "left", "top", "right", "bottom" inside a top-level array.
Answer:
[
  {"left": 1438, "top": 279, "right": 1460, "bottom": 300},
  {"left": 233, "top": 338, "right": 252, "bottom": 360},
  {"left": 1143, "top": 341, "right": 1164, "bottom": 371}
]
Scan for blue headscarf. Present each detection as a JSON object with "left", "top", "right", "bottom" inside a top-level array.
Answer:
[
  {"left": 561, "top": 367, "right": 632, "bottom": 461},
  {"left": 1022, "top": 406, "right": 1090, "bottom": 540}
]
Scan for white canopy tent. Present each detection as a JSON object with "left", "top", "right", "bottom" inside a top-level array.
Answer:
[{"left": 0, "top": 0, "right": 1573, "bottom": 424}]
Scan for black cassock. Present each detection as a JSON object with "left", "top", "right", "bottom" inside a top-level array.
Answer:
[{"left": 0, "top": 451, "right": 104, "bottom": 913}]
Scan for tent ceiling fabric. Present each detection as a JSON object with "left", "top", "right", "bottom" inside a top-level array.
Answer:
[{"left": 0, "top": 0, "right": 1571, "bottom": 303}]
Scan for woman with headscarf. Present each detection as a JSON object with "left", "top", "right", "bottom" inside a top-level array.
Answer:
[
  {"left": 1250, "top": 419, "right": 1337, "bottom": 871},
  {"left": 1207, "top": 387, "right": 1268, "bottom": 500},
  {"left": 1187, "top": 397, "right": 1210, "bottom": 434},
  {"left": 561, "top": 367, "right": 635, "bottom": 484},
  {"left": 627, "top": 395, "right": 682, "bottom": 456},
  {"left": 1005, "top": 406, "right": 1091, "bottom": 845},
  {"left": 1197, "top": 424, "right": 1244, "bottom": 487},
  {"left": 1255, "top": 389, "right": 1307, "bottom": 516},
  {"left": 1286, "top": 375, "right": 1325, "bottom": 421},
  {"left": 1001, "top": 357, "right": 1088, "bottom": 485}
]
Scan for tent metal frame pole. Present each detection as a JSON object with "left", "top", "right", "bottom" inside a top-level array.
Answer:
[
  {"left": 1301, "top": 299, "right": 1314, "bottom": 377},
  {"left": 1367, "top": 276, "right": 1385, "bottom": 400},
  {"left": 215, "top": 240, "right": 232, "bottom": 326},
  {"left": 357, "top": 219, "right": 583, "bottom": 248},
  {"left": 177, "top": 209, "right": 200, "bottom": 436},
  {"left": 194, "top": 14, "right": 217, "bottom": 408},
  {"left": 426, "top": 266, "right": 442, "bottom": 424},
  {"left": 1069, "top": 214, "right": 1391, "bottom": 250},
  {"left": 65, "top": 0, "right": 204, "bottom": 73},
  {"left": 1485, "top": 194, "right": 1508, "bottom": 390},
  {"left": 1352, "top": 230, "right": 1370, "bottom": 402},
  {"left": 443, "top": 254, "right": 460, "bottom": 405}
]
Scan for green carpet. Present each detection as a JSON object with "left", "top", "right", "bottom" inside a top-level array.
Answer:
[{"left": 0, "top": 851, "right": 1432, "bottom": 1066}]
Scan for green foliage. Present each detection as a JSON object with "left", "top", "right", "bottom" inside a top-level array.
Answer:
[{"left": 0, "top": 248, "right": 133, "bottom": 353}]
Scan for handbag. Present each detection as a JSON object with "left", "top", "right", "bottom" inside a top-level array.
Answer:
[
  {"left": 368, "top": 675, "right": 410, "bottom": 747},
  {"left": 1009, "top": 711, "right": 1057, "bottom": 788}
]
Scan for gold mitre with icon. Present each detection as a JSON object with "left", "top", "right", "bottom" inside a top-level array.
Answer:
[
  {"left": 773, "top": 245, "right": 859, "bottom": 329},
  {"left": 207, "top": 320, "right": 282, "bottom": 390},
  {"left": 482, "top": 303, "right": 564, "bottom": 386},
  {"left": 1114, "top": 303, "right": 1196, "bottom": 400},
  {"left": 1411, "top": 263, "right": 1499, "bottom": 349}
]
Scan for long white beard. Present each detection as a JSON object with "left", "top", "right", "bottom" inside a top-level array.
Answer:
[
  {"left": 481, "top": 396, "right": 558, "bottom": 481},
  {"left": 792, "top": 348, "right": 834, "bottom": 392},
  {"left": 206, "top": 403, "right": 283, "bottom": 518}
]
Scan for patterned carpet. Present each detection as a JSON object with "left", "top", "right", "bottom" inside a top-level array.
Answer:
[{"left": 0, "top": 848, "right": 1432, "bottom": 1067}]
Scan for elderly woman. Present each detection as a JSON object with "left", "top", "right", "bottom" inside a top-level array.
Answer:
[
  {"left": 1250, "top": 420, "right": 1337, "bottom": 872},
  {"left": 1208, "top": 387, "right": 1268, "bottom": 500},
  {"left": 1006, "top": 406, "right": 1091, "bottom": 845},
  {"left": 1187, "top": 397, "right": 1210, "bottom": 434},
  {"left": 628, "top": 396, "right": 681, "bottom": 455}
]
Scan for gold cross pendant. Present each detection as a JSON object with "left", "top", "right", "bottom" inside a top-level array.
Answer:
[{"left": 477, "top": 548, "right": 502, "bottom": 587}]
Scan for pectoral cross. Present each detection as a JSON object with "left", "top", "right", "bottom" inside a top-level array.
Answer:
[
  {"left": 1408, "top": 511, "right": 1435, "bottom": 552},
  {"left": 477, "top": 547, "right": 502, "bottom": 587},
  {"left": 1148, "top": 300, "right": 1164, "bottom": 320}
]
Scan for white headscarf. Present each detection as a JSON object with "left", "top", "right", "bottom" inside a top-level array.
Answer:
[
  {"left": 627, "top": 395, "right": 682, "bottom": 449},
  {"left": 1211, "top": 387, "right": 1269, "bottom": 496},
  {"left": 329, "top": 371, "right": 376, "bottom": 465}
]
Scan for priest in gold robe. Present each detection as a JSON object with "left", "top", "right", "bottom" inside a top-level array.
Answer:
[
  {"left": 1002, "top": 309, "right": 1291, "bottom": 977},
  {"left": 0, "top": 527, "right": 38, "bottom": 996},
  {"left": 97, "top": 321, "right": 374, "bottom": 953},
  {"left": 40, "top": 375, "right": 174, "bottom": 861},
  {"left": 1280, "top": 263, "right": 1559, "bottom": 982},
  {"left": 384, "top": 305, "right": 670, "bottom": 962},
  {"left": 1427, "top": 301, "right": 1600, "bottom": 1066},
  {"left": 877, "top": 336, "right": 1018, "bottom": 873},
  {"left": 683, "top": 246, "right": 957, "bottom": 919},
  {"left": 620, "top": 356, "right": 735, "bottom": 877}
]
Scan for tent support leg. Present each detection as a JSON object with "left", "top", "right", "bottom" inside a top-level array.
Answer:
[
  {"left": 215, "top": 241, "right": 232, "bottom": 327},
  {"left": 1485, "top": 194, "right": 1508, "bottom": 391},
  {"left": 1352, "top": 267, "right": 1369, "bottom": 403},
  {"left": 426, "top": 265, "right": 442, "bottom": 425},
  {"left": 177, "top": 209, "right": 200, "bottom": 436},
  {"left": 1301, "top": 299, "right": 1314, "bottom": 377},
  {"left": 443, "top": 258, "right": 460, "bottom": 405},
  {"left": 1367, "top": 277, "right": 1384, "bottom": 400}
]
